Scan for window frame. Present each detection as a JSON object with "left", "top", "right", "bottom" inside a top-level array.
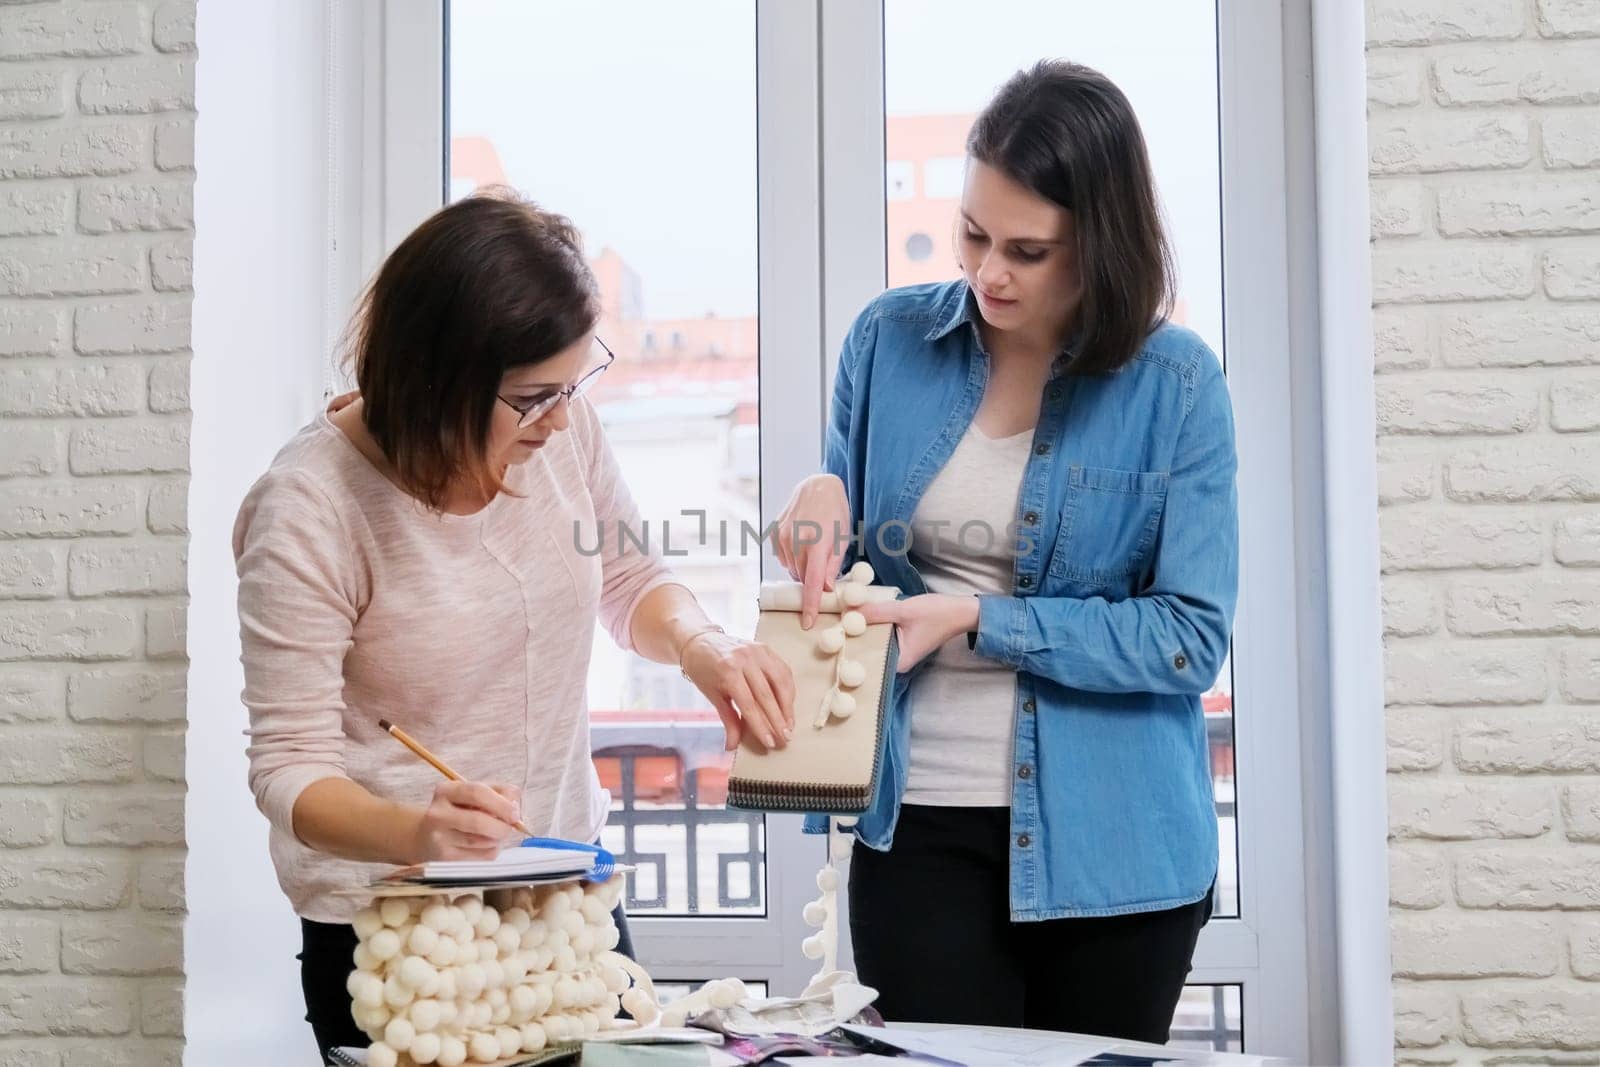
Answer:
[{"left": 357, "top": 1, "right": 1389, "bottom": 1059}]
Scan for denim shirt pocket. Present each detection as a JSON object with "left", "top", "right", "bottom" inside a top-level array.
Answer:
[{"left": 1045, "top": 465, "right": 1170, "bottom": 597}]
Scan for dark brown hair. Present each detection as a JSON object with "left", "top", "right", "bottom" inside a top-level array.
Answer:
[
  {"left": 344, "top": 189, "right": 598, "bottom": 508},
  {"left": 968, "top": 60, "right": 1175, "bottom": 375}
]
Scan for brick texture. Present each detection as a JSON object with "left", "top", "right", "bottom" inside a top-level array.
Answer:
[
  {"left": 1373, "top": 2, "right": 1600, "bottom": 1058},
  {"left": 0, "top": 3, "right": 194, "bottom": 1059}
]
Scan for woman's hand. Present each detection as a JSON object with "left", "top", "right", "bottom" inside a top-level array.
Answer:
[
  {"left": 406, "top": 780, "right": 523, "bottom": 863},
  {"left": 681, "top": 631, "right": 796, "bottom": 753},
  {"left": 858, "top": 594, "right": 981, "bottom": 672},
  {"left": 774, "top": 474, "right": 852, "bottom": 630}
]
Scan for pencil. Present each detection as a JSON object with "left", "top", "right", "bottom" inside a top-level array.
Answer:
[{"left": 377, "top": 718, "right": 532, "bottom": 837}]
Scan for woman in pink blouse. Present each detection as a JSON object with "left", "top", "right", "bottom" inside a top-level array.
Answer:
[{"left": 233, "top": 191, "right": 794, "bottom": 1060}]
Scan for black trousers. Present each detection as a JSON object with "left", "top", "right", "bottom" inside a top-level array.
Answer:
[
  {"left": 848, "top": 804, "right": 1212, "bottom": 1043},
  {"left": 299, "top": 904, "right": 634, "bottom": 1064}
]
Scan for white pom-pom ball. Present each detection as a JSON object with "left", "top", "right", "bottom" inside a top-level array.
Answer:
[
  {"left": 602, "top": 965, "right": 629, "bottom": 994},
  {"left": 481, "top": 959, "right": 505, "bottom": 990},
  {"left": 437, "top": 1034, "right": 467, "bottom": 1067},
  {"left": 801, "top": 933, "right": 826, "bottom": 960},
  {"left": 661, "top": 1007, "right": 688, "bottom": 1029},
  {"left": 494, "top": 925, "right": 521, "bottom": 957},
  {"left": 555, "top": 945, "right": 578, "bottom": 972},
  {"left": 545, "top": 928, "right": 570, "bottom": 953},
  {"left": 818, "top": 627, "right": 845, "bottom": 654},
  {"left": 708, "top": 979, "right": 745, "bottom": 1009},
  {"left": 426, "top": 935, "right": 458, "bottom": 968},
  {"left": 421, "top": 903, "right": 451, "bottom": 932},
  {"left": 544, "top": 891, "right": 572, "bottom": 920},
  {"left": 509, "top": 984, "right": 538, "bottom": 1021},
  {"left": 410, "top": 997, "right": 441, "bottom": 1033},
  {"left": 619, "top": 988, "right": 651, "bottom": 1019},
  {"left": 598, "top": 924, "right": 621, "bottom": 951},
  {"left": 572, "top": 928, "right": 595, "bottom": 956},
  {"left": 840, "top": 582, "right": 868, "bottom": 607},
  {"left": 410, "top": 1031, "right": 442, "bottom": 1065},
  {"left": 502, "top": 953, "right": 529, "bottom": 985},
  {"left": 841, "top": 611, "right": 866, "bottom": 636},
  {"left": 838, "top": 659, "right": 866, "bottom": 687},
  {"left": 353, "top": 942, "right": 381, "bottom": 972},
  {"left": 407, "top": 923, "right": 439, "bottom": 957},
  {"left": 457, "top": 895, "right": 483, "bottom": 923},
  {"left": 383, "top": 1016, "right": 415, "bottom": 1053},
  {"left": 830, "top": 691, "right": 856, "bottom": 718},
  {"left": 491, "top": 1000, "right": 511, "bottom": 1025},
  {"left": 848, "top": 561, "right": 875, "bottom": 584},
  {"left": 802, "top": 900, "right": 827, "bottom": 926},
  {"left": 369, "top": 928, "right": 401, "bottom": 962},
  {"left": 379, "top": 897, "right": 412, "bottom": 928},
  {"left": 519, "top": 1021, "right": 548, "bottom": 1052},
  {"left": 457, "top": 963, "right": 486, "bottom": 1000},
  {"left": 469, "top": 1033, "right": 500, "bottom": 1063},
  {"left": 496, "top": 1026, "right": 521, "bottom": 1058},
  {"left": 830, "top": 831, "right": 854, "bottom": 863},
  {"left": 356, "top": 1004, "right": 391, "bottom": 1033},
  {"left": 817, "top": 867, "right": 841, "bottom": 892},
  {"left": 353, "top": 907, "right": 384, "bottom": 939},
  {"left": 560, "top": 910, "right": 585, "bottom": 939},
  {"left": 366, "top": 1043, "right": 399, "bottom": 1067},
  {"left": 520, "top": 919, "right": 548, "bottom": 950},
  {"left": 348, "top": 971, "right": 384, "bottom": 1009},
  {"left": 474, "top": 937, "right": 498, "bottom": 963},
  {"left": 501, "top": 906, "right": 531, "bottom": 932},
  {"left": 475, "top": 908, "right": 501, "bottom": 939},
  {"left": 382, "top": 973, "right": 414, "bottom": 1009},
  {"left": 399, "top": 955, "right": 436, "bottom": 991},
  {"left": 580, "top": 1010, "right": 600, "bottom": 1036},
  {"left": 580, "top": 896, "right": 610, "bottom": 925},
  {"left": 473, "top": 1000, "right": 494, "bottom": 1030}
]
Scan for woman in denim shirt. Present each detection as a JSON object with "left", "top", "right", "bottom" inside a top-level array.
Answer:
[{"left": 776, "top": 61, "right": 1238, "bottom": 1042}]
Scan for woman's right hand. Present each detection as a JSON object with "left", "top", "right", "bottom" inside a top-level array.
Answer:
[
  {"left": 774, "top": 474, "right": 852, "bottom": 630},
  {"left": 406, "top": 780, "right": 522, "bottom": 863}
]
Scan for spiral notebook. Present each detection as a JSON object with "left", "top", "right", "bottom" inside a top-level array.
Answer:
[
  {"left": 370, "top": 839, "right": 615, "bottom": 887},
  {"left": 727, "top": 581, "right": 899, "bottom": 814}
]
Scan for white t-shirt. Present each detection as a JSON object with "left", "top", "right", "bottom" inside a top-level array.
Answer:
[{"left": 902, "top": 423, "right": 1031, "bottom": 807}]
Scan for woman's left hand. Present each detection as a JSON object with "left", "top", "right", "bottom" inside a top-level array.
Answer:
[
  {"left": 680, "top": 632, "right": 796, "bottom": 753},
  {"left": 858, "top": 594, "right": 981, "bottom": 672}
]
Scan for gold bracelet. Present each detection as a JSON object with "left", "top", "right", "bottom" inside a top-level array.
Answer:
[{"left": 677, "top": 624, "right": 727, "bottom": 680}]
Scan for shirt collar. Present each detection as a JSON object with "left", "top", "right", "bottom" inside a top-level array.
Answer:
[
  {"left": 925, "top": 280, "right": 1082, "bottom": 373},
  {"left": 923, "top": 281, "right": 980, "bottom": 342}
]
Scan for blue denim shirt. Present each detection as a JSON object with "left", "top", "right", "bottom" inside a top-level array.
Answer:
[{"left": 802, "top": 281, "right": 1238, "bottom": 920}]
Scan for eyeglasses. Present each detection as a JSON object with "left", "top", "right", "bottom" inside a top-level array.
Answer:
[{"left": 497, "top": 338, "right": 616, "bottom": 428}]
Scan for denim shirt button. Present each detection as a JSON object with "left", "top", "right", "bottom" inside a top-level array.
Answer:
[
  {"left": 1023, "top": 511, "right": 1039, "bottom": 525},
  {"left": 1016, "top": 833, "right": 1031, "bottom": 848},
  {"left": 1018, "top": 765, "right": 1032, "bottom": 779},
  {"left": 1174, "top": 653, "right": 1189, "bottom": 669},
  {"left": 1018, "top": 575, "right": 1034, "bottom": 589},
  {"left": 1034, "top": 443, "right": 1051, "bottom": 456},
  {"left": 1022, "top": 699, "right": 1036, "bottom": 713}
]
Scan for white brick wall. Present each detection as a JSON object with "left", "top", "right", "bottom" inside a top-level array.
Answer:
[
  {"left": 0, "top": 2, "right": 192, "bottom": 1063},
  {"left": 1372, "top": 1, "right": 1600, "bottom": 1060}
]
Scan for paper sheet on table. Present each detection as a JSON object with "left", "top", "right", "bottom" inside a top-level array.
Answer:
[{"left": 840, "top": 1024, "right": 1112, "bottom": 1066}]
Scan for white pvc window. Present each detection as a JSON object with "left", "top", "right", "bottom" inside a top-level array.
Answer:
[{"left": 373, "top": 0, "right": 1317, "bottom": 1054}]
